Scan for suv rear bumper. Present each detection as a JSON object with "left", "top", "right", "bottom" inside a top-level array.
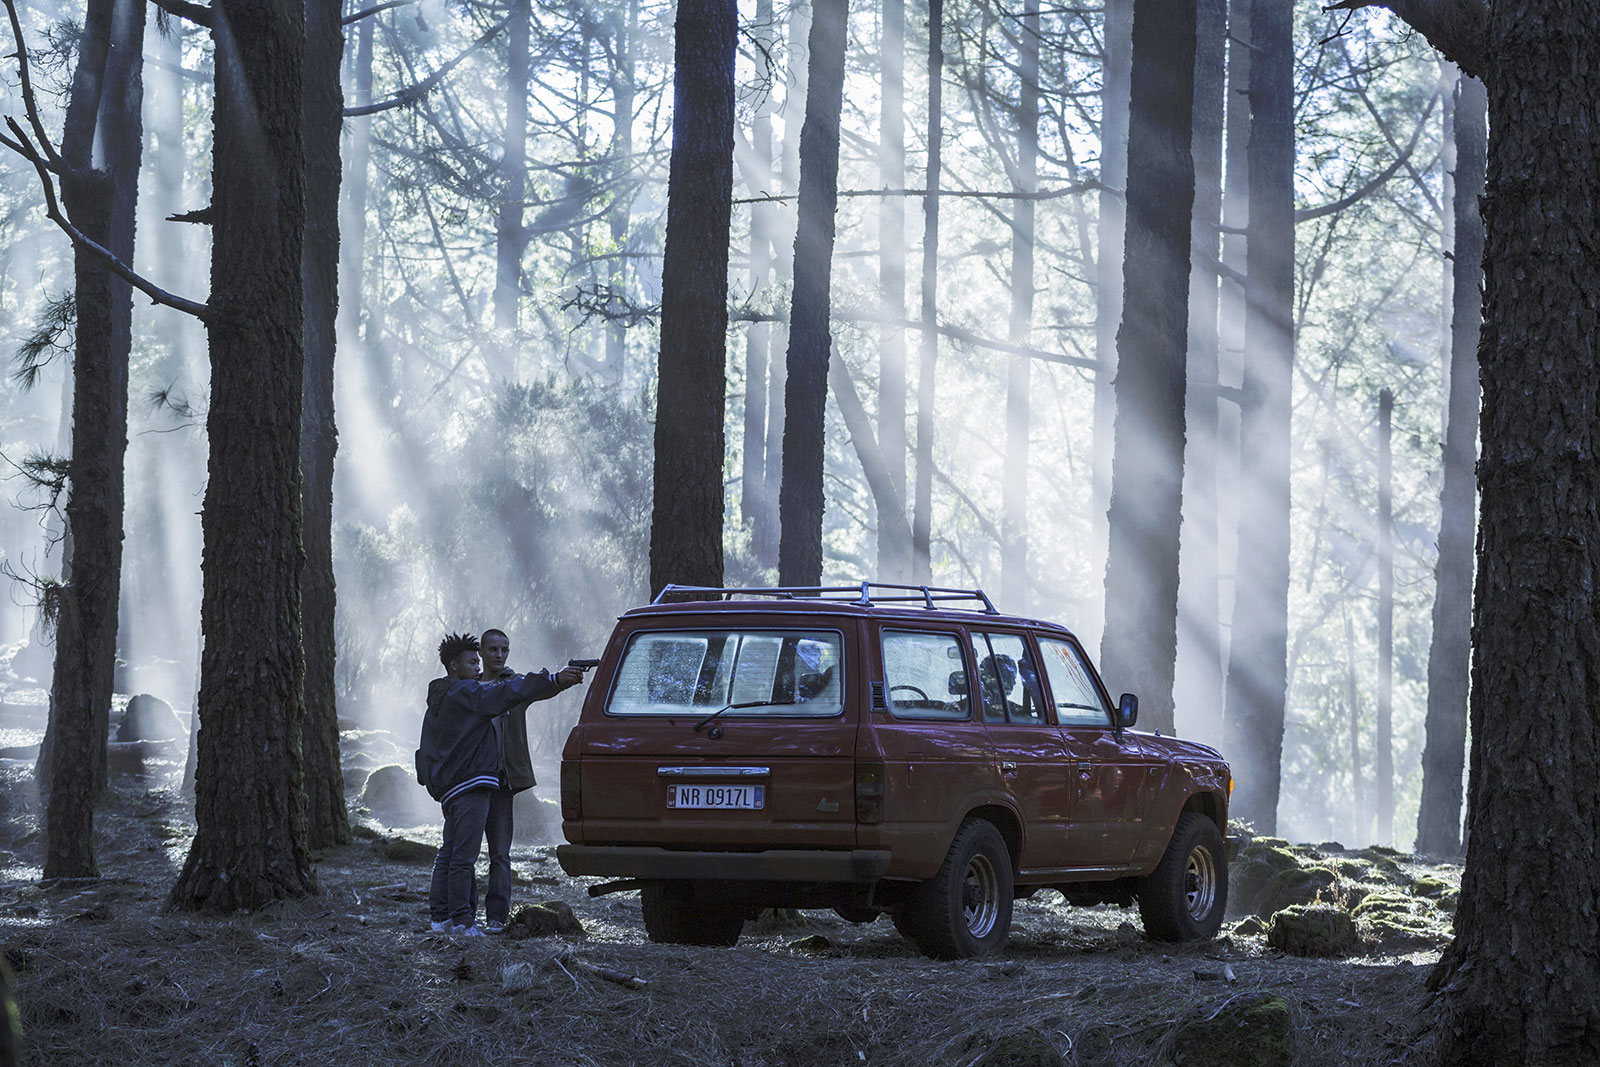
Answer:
[{"left": 557, "top": 845, "right": 892, "bottom": 884}]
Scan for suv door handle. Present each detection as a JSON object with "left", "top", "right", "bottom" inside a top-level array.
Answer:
[
  {"left": 1074, "top": 762, "right": 1092, "bottom": 774},
  {"left": 1000, "top": 761, "right": 1017, "bottom": 776}
]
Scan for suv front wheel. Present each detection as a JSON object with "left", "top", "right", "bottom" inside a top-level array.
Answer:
[
  {"left": 640, "top": 881, "right": 744, "bottom": 946},
  {"left": 905, "top": 818, "right": 1014, "bottom": 959},
  {"left": 1137, "top": 811, "right": 1228, "bottom": 941}
]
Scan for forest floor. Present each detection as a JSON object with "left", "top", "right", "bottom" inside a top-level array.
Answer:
[{"left": 0, "top": 674, "right": 1455, "bottom": 1067}]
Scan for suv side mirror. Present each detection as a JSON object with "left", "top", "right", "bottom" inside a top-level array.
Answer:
[
  {"left": 1117, "top": 693, "right": 1138, "bottom": 729},
  {"left": 948, "top": 671, "right": 969, "bottom": 696}
]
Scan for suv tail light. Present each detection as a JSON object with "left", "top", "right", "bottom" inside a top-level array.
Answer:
[
  {"left": 855, "top": 761, "right": 885, "bottom": 824},
  {"left": 560, "top": 761, "right": 582, "bottom": 819}
]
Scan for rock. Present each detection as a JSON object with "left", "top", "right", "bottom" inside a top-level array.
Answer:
[
  {"left": 1438, "top": 888, "right": 1459, "bottom": 914},
  {"left": 788, "top": 934, "right": 834, "bottom": 954},
  {"left": 1226, "top": 859, "right": 1276, "bottom": 918},
  {"left": 1232, "top": 916, "right": 1265, "bottom": 937},
  {"left": 1410, "top": 875, "right": 1449, "bottom": 898},
  {"left": 1267, "top": 904, "right": 1358, "bottom": 957},
  {"left": 1239, "top": 843, "right": 1300, "bottom": 873},
  {"left": 1351, "top": 892, "right": 1449, "bottom": 947},
  {"left": 975, "top": 1027, "right": 1062, "bottom": 1067},
  {"left": 116, "top": 694, "right": 183, "bottom": 742},
  {"left": 343, "top": 766, "right": 371, "bottom": 800},
  {"left": 9, "top": 640, "right": 51, "bottom": 684},
  {"left": 1316, "top": 840, "right": 1346, "bottom": 853},
  {"left": 511, "top": 792, "right": 560, "bottom": 844},
  {"left": 1257, "top": 866, "right": 1339, "bottom": 918},
  {"left": 507, "top": 900, "right": 583, "bottom": 938},
  {"left": 1171, "top": 993, "right": 1294, "bottom": 1067},
  {"left": 375, "top": 837, "right": 436, "bottom": 863},
  {"left": 360, "top": 764, "right": 435, "bottom": 826}
]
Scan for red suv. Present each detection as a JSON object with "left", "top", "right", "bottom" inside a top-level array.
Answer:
[{"left": 558, "top": 584, "right": 1235, "bottom": 958}]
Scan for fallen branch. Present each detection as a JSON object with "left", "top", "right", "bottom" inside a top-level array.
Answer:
[{"left": 556, "top": 952, "right": 648, "bottom": 990}]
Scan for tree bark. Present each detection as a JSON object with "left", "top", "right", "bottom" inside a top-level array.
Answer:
[
  {"left": 300, "top": 0, "right": 348, "bottom": 851},
  {"left": 1098, "top": 0, "right": 1196, "bottom": 736},
  {"left": 1179, "top": 0, "right": 1226, "bottom": 731},
  {"left": 648, "top": 0, "right": 736, "bottom": 597},
  {"left": 604, "top": 0, "right": 637, "bottom": 383},
  {"left": 1221, "top": 0, "right": 1292, "bottom": 834},
  {"left": 1375, "top": 387, "right": 1394, "bottom": 844},
  {"left": 1000, "top": 0, "right": 1039, "bottom": 613},
  {"left": 494, "top": 0, "right": 531, "bottom": 344},
  {"left": 911, "top": 0, "right": 944, "bottom": 584},
  {"left": 1088, "top": 0, "right": 1133, "bottom": 644},
  {"left": 876, "top": 0, "right": 910, "bottom": 581},
  {"left": 43, "top": 0, "right": 145, "bottom": 879},
  {"left": 777, "top": 0, "right": 848, "bottom": 587},
  {"left": 169, "top": 0, "right": 315, "bottom": 911},
  {"left": 741, "top": 0, "right": 774, "bottom": 533},
  {"left": 1415, "top": 71, "right": 1483, "bottom": 860}
]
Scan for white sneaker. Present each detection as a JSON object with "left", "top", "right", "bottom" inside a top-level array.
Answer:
[
  {"left": 430, "top": 921, "right": 452, "bottom": 933},
  {"left": 454, "top": 924, "right": 487, "bottom": 938},
  {"left": 483, "top": 920, "right": 506, "bottom": 935}
]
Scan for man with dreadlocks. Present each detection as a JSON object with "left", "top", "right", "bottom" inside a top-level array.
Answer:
[{"left": 418, "top": 631, "right": 585, "bottom": 935}]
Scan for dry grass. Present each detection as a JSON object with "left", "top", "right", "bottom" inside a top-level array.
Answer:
[{"left": 0, "top": 763, "right": 1447, "bottom": 1066}]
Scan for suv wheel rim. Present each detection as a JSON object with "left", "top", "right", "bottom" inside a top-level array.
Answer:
[
  {"left": 960, "top": 853, "right": 1001, "bottom": 938},
  {"left": 1184, "top": 844, "right": 1217, "bottom": 921}
]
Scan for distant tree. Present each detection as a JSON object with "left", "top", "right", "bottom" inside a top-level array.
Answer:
[
  {"left": 301, "top": 0, "right": 349, "bottom": 851},
  {"left": 494, "top": 0, "right": 531, "bottom": 340},
  {"left": 1415, "top": 71, "right": 1484, "bottom": 860},
  {"left": 1328, "top": 1, "right": 1599, "bottom": 1059},
  {"left": 20, "top": 0, "right": 146, "bottom": 879},
  {"left": 876, "top": 0, "right": 910, "bottom": 581},
  {"left": 1222, "top": 0, "right": 1293, "bottom": 833},
  {"left": 910, "top": 0, "right": 944, "bottom": 584},
  {"left": 170, "top": 0, "right": 316, "bottom": 909},
  {"left": 648, "top": 0, "right": 736, "bottom": 597},
  {"left": 776, "top": 0, "right": 848, "bottom": 587},
  {"left": 739, "top": 0, "right": 775, "bottom": 541},
  {"left": 1375, "top": 386, "right": 1393, "bottom": 843},
  {"left": 1098, "top": 0, "right": 1197, "bottom": 734}
]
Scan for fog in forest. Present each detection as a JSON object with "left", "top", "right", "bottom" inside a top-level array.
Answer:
[{"left": 0, "top": 0, "right": 1466, "bottom": 852}]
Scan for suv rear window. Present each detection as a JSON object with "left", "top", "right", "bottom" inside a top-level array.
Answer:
[{"left": 606, "top": 629, "right": 844, "bottom": 717}]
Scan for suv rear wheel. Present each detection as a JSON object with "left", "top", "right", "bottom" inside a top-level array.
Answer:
[
  {"left": 640, "top": 882, "right": 744, "bottom": 946},
  {"left": 904, "top": 819, "right": 1014, "bottom": 959},
  {"left": 1137, "top": 812, "right": 1228, "bottom": 941}
]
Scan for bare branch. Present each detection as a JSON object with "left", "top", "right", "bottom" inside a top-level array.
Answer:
[
  {"left": 1, "top": 117, "right": 209, "bottom": 319},
  {"left": 146, "top": 0, "right": 214, "bottom": 29},
  {"left": 1323, "top": 0, "right": 1487, "bottom": 77},
  {"left": 734, "top": 181, "right": 1106, "bottom": 206},
  {"left": 2, "top": 0, "right": 65, "bottom": 172},
  {"left": 1295, "top": 91, "right": 1438, "bottom": 223},
  {"left": 342, "top": 0, "right": 416, "bottom": 26},
  {"left": 343, "top": 12, "right": 512, "bottom": 117}
]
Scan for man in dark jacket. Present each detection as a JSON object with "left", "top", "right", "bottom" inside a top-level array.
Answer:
[
  {"left": 419, "top": 632, "right": 583, "bottom": 935},
  {"left": 478, "top": 627, "right": 576, "bottom": 932}
]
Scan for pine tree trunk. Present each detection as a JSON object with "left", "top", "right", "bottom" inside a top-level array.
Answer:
[
  {"left": 1098, "top": 0, "right": 1196, "bottom": 736},
  {"left": 1375, "top": 388, "right": 1394, "bottom": 843},
  {"left": 1415, "top": 72, "right": 1483, "bottom": 860},
  {"left": 1221, "top": 0, "right": 1292, "bottom": 834},
  {"left": 169, "top": 0, "right": 315, "bottom": 911},
  {"left": 1180, "top": 0, "right": 1226, "bottom": 731},
  {"left": 777, "top": 0, "right": 848, "bottom": 588},
  {"left": 1216, "top": 0, "right": 1249, "bottom": 691},
  {"left": 741, "top": 0, "right": 774, "bottom": 532},
  {"left": 911, "top": 0, "right": 943, "bottom": 584},
  {"left": 648, "top": 0, "right": 736, "bottom": 597},
  {"left": 1000, "top": 0, "right": 1039, "bottom": 613},
  {"left": 339, "top": 9, "right": 373, "bottom": 342},
  {"left": 301, "top": 0, "right": 349, "bottom": 851},
  {"left": 876, "top": 0, "right": 909, "bottom": 581},
  {"left": 43, "top": 0, "right": 145, "bottom": 879},
  {"left": 494, "top": 0, "right": 531, "bottom": 341},
  {"left": 1088, "top": 0, "right": 1133, "bottom": 644},
  {"left": 604, "top": 0, "right": 637, "bottom": 383}
]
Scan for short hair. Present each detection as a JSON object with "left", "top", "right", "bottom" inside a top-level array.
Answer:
[
  {"left": 438, "top": 631, "right": 480, "bottom": 670},
  {"left": 480, "top": 628, "right": 509, "bottom": 645}
]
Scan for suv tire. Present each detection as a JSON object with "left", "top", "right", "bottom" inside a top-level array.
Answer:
[
  {"left": 1137, "top": 811, "right": 1228, "bottom": 941},
  {"left": 905, "top": 819, "right": 1014, "bottom": 959},
  {"left": 640, "top": 882, "right": 744, "bottom": 946}
]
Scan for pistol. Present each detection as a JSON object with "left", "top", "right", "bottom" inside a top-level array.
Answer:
[{"left": 568, "top": 658, "right": 601, "bottom": 672}]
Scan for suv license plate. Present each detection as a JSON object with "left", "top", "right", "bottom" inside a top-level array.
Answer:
[{"left": 669, "top": 784, "right": 765, "bottom": 810}]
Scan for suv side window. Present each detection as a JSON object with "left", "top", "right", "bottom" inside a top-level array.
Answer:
[
  {"left": 972, "top": 631, "right": 1046, "bottom": 724},
  {"left": 881, "top": 630, "right": 971, "bottom": 720},
  {"left": 1037, "top": 637, "right": 1112, "bottom": 726}
]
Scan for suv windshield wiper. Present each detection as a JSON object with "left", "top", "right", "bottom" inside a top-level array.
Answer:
[{"left": 693, "top": 699, "right": 787, "bottom": 732}]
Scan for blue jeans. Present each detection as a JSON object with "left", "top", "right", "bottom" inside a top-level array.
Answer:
[
  {"left": 429, "top": 788, "right": 491, "bottom": 927},
  {"left": 484, "top": 785, "right": 516, "bottom": 924}
]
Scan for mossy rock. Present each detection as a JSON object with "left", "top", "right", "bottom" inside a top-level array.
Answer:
[
  {"left": 511, "top": 792, "right": 560, "bottom": 845},
  {"left": 1351, "top": 892, "right": 1449, "bottom": 947},
  {"left": 1232, "top": 916, "right": 1266, "bottom": 937},
  {"left": 1250, "top": 836, "right": 1292, "bottom": 852},
  {"left": 1350, "top": 891, "right": 1415, "bottom": 920},
  {"left": 1438, "top": 889, "right": 1460, "bottom": 914},
  {"left": 375, "top": 836, "right": 436, "bottom": 863},
  {"left": 1410, "top": 876, "right": 1450, "bottom": 898},
  {"left": 1359, "top": 845, "right": 1406, "bottom": 858},
  {"left": 1170, "top": 993, "right": 1294, "bottom": 1067},
  {"left": 115, "top": 694, "right": 184, "bottom": 742},
  {"left": 360, "top": 764, "right": 436, "bottom": 826},
  {"left": 1267, "top": 904, "right": 1358, "bottom": 957},
  {"left": 975, "top": 1026, "right": 1062, "bottom": 1067},
  {"left": 1227, "top": 859, "right": 1276, "bottom": 919},
  {"left": 507, "top": 900, "right": 584, "bottom": 938},
  {"left": 1316, "top": 840, "right": 1347, "bottom": 853},
  {"left": 1257, "top": 865, "right": 1339, "bottom": 918},
  {"left": 1239, "top": 844, "right": 1300, "bottom": 873}
]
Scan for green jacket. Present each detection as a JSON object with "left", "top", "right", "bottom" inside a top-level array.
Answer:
[{"left": 496, "top": 666, "right": 570, "bottom": 792}]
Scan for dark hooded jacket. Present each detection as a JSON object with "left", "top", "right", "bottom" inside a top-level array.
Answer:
[{"left": 415, "top": 672, "right": 563, "bottom": 802}]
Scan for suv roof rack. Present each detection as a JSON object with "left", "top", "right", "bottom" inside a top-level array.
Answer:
[{"left": 653, "top": 581, "right": 999, "bottom": 614}]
